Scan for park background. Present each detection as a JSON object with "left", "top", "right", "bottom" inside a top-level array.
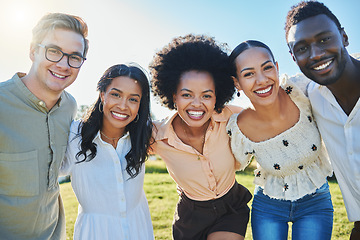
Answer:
[
  {"left": 1, "top": 0, "right": 358, "bottom": 239},
  {"left": 1, "top": 0, "right": 360, "bottom": 118},
  {"left": 59, "top": 160, "right": 353, "bottom": 239}
]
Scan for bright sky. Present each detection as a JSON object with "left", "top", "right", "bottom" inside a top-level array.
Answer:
[{"left": 1, "top": 0, "right": 359, "bottom": 119}]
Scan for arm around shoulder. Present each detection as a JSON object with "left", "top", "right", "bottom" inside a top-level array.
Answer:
[
  {"left": 226, "top": 105, "right": 243, "bottom": 114},
  {"left": 148, "top": 120, "right": 162, "bottom": 155},
  {"left": 59, "top": 120, "right": 81, "bottom": 176},
  {"left": 226, "top": 113, "right": 253, "bottom": 171}
]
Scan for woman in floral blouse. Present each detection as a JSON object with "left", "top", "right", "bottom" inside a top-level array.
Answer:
[{"left": 226, "top": 40, "right": 333, "bottom": 240}]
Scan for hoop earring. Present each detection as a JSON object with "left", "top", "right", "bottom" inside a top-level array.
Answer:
[
  {"left": 134, "top": 114, "right": 139, "bottom": 123},
  {"left": 99, "top": 102, "right": 103, "bottom": 113},
  {"left": 174, "top": 102, "right": 177, "bottom": 110},
  {"left": 237, "top": 91, "right": 241, "bottom": 97}
]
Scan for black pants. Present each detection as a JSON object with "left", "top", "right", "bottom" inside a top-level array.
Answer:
[
  {"left": 350, "top": 221, "right": 360, "bottom": 240},
  {"left": 173, "top": 181, "right": 252, "bottom": 240}
]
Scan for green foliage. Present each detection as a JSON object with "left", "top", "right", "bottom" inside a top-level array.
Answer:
[
  {"left": 75, "top": 105, "right": 89, "bottom": 120},
  {"left": 60, "top": 182, "right": 77, "bottom": 240},
  {"left": 60, "top": 160, "right": 353, "bottom": 239},
  {"left": 145, "top": 157, "right": 169, "bottom": 173}
]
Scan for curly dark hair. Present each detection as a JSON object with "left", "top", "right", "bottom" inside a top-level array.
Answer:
[
  {"left": 285, "top": 1, "right": 342, "bottom": 41},
  {"left": 149, "top": 34, "right": 235, "bottom": 113},
  {"left": 75, "top": 63, "right": 153, "bottom": 179}
]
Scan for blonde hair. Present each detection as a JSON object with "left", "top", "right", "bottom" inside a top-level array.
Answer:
[{"left": 31, "top": 13, "right": 89, "bottom": 57}]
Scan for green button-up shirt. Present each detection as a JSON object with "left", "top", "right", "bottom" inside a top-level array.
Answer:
[{"left": 0, "top": 73, "right": 76, "bottom": 240}]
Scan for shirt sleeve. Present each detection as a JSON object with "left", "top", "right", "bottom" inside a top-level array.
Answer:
[
  {"left": 148, "top": 121, "right": 161, "bottom": 155},
  {"left": 59, "top": 121, "right": 80, "bottom": 176},
  {"left": 226, "top": 113, "right": 253, "bottom": 171},
  {"left": 285, "top": 73, "right": 311, "bottom": 97}
]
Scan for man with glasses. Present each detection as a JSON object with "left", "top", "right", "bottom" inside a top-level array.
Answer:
[{"left": 0, "top": 13, "right": 88, "bottom": 239}]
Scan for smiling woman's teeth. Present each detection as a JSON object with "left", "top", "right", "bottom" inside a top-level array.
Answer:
[
  {"left": 188, "top": 111, "right": 203, "bottom": 117},
  {"left": 314, "top": 60, "right": 332, "bottom": 71},
  {"left": 255, "top": 86, "right": 272, "bottom": 94},
  {"left": 112, "top": 112, "right": 127, "bottom": 118}
]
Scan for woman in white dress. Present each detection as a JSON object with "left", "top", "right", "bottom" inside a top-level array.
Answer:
[{"left": 61, "top": 63, "right": 154, "bottom": 240}]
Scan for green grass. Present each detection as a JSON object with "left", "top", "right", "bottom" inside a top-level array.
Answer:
[{"left": 60, "top": 160, "right": 353, "bottom": 239}]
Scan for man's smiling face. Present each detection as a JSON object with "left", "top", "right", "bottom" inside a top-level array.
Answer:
[
  {"left": 287, "top": 14, "right": 348, "bottom": 86},
  {"left": 30, "top": 28, "right": 85, "bottom": 95}
]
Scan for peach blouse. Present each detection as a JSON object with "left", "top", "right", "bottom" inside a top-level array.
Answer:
[{"left": 152, "top": 106, "right": 241, "bottom": 201}]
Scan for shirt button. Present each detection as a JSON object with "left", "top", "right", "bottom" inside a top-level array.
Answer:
[{"left": 39, "top": 101, "right": 45, "bottom": 107}]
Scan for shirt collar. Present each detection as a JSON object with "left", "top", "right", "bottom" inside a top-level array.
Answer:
[
  {"left": 313, "top": 82, "right": 341, "bottom": 107},
  {"left": 155, "top": 109, "right": 228, "bottom": 142},
  {"left": 14, "top": 72, "right": 63, "bottom": 110}
]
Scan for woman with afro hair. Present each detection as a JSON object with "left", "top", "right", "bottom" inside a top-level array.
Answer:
[{"left": 149, "top": 34, "right": 252, "bottom": 240}]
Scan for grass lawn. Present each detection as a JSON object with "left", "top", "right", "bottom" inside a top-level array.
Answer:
[{"left": 60, "top": 160, "right": 353, "bottom": 239}]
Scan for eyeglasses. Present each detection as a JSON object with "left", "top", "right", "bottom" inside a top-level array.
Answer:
[{"left": 38, "top": 44, "right": 86, "bottom": 68}]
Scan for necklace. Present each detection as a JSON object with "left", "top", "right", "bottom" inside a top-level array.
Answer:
[
  {"left": 181, "top": 120, "right": 206, "bottom": 160},
  {"left": 100, "top": 131, "right": 122, "bottom": 141}
]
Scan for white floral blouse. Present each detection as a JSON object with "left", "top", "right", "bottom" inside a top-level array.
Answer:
[{"left": 226, "top": 78, "right": 333, "bottom": 201}]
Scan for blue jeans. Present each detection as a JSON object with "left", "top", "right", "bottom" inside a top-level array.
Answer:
[{"left": 251, "top": 182, "right": 333, "bottom": 240}]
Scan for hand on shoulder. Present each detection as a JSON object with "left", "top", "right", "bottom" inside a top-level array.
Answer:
[{"left": 226, "top": 104, "right": 243, "bottom": 114}]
